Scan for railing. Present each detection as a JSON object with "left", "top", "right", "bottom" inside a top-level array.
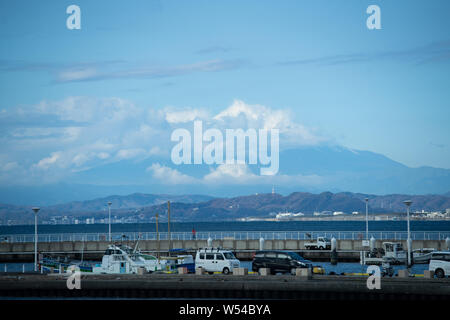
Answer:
[{"left": 1, "top": 231, "right": 450, "bottom": 243}]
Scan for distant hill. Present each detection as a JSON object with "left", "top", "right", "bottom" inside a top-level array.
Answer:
[
  {"left": 44, "top": 193, "right": 214, "bottom": 213},
  {"left": 0, "top": 203, "right": 33, "bottom": 224},
  {"left": 0, "top": 193, "right": 214, "bottom": 224},
  {"left": 134, "top": 191, "right": 450, "bottom": 222},
  {"left": 1, "top": 191, "right": 449, "bottom": 223}
]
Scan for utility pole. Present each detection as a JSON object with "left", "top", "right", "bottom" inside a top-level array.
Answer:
[
  {"left": 32, "top": 207, "right": 40, "bottom": 272},
  {"left": 365, "top": 198, "right": 369, "bottom": 240},
  {"left": 108, "top": 201, "right": 112, "bottom": 242},
  {"left": 403, "top": 200, "right": 413, "bottom": 270},
  {"left": 168, "top": 201, "right": 171, "bottom": 256},
  {"left": 155, "top": 213, "right": 160, "bottom": 261}
]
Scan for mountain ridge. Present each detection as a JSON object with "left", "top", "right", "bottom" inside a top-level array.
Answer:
[
  {"left": 1, "top": 191, "right": 449, "bottom": 224},
  {"left": 2, "top": 145, "right": 450, "bottom": 206}
]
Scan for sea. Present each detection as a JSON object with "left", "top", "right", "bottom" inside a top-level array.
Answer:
[
  {"left": 1, "top": 220, "right": 450, "bottom": 234},
  {"left": 0, "top": 261, "right": 430, "bottom": 275}
]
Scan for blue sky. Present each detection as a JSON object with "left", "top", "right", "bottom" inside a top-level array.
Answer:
[{"left": 0, "top": 0, "right": 449, "bottom": 190}]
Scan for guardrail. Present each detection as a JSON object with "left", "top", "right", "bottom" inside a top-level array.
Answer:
[{"left": 1, "top": 231, "right": 449, "bottom": 243}]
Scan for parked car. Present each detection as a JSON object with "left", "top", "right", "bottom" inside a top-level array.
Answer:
[
  {"left": 195, "top": 247, "right": 240, "bottom": 274},
  {"left": 304, "top": 237, "right": 331, "bottom": 250},
  {"left": 428, "top": 251, "right": 450, "bottom": 278},
  {"left": 252, "top": 250, "right": 312, "bottom": 275}
]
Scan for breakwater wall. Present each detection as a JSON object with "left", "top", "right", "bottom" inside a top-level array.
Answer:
[
  {"left": 0, "top": 273, "right": 449, "bottom": 300},
  {"left": 0, "top": 239, "right": 447, "bottom": 262}
]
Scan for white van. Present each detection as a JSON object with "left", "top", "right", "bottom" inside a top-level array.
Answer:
[
  {"left": 195, "top": 248, "right": 240, "bottom": 274},
  {"left": 428, "top": 251, "right": 450, "bottom": 278}
]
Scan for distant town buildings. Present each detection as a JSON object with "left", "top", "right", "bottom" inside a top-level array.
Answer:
[
  {"left": 313, "top": 211, "right": 333, "bottom": 216},
  {"left": 1, "top": 207, "right": 450, "bottom": 225},
  {"left": 275, "top": 212, "right": 304, "bottom": 220},
  {"left": 412, "top": 209, "right": 450, "bottom": 219}
]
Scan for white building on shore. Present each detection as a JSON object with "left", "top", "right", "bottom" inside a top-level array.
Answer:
[{"left": 275, "top": 212, "right": 305, "bottom": 220}]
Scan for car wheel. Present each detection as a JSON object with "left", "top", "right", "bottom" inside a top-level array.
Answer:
[
  {"left": 290, "top": 268, "right": 296, "bottom": 275},
  {"left": 435, "top": 269, "right": 445, "bottom": 278},
  {"left": 223, "top": 267, "right": 230, "bottom": 275}
]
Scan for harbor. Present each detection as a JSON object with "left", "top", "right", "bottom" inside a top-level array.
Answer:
[{"left": 0, "top": 221, "right": 449, "bottom": 300}]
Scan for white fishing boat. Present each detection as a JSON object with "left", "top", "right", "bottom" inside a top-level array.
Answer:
[
  {"left": 361, "top": 242, "right": 436, "bottom": 265},
  {"left": 92, "top": 244, "right": 174, "bottom": 274},
  {"left": 41, "top": 243, "right": 175, "bottom": 274},
  {"left": 382, "top": 242, "right": 435, "bottom": 264},
  {"left": 411, "top": 248, "right": 436, "bottom": 263}
]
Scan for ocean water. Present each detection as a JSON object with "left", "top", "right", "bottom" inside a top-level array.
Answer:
[
  {"left": 239, "top": 261, "right": 429, "bottom": 276},
  {"left": 0, "top": 262, "right": 34, "bottom": 272},
  {"left": 1, "top": 220, "right": 449, "bottom": 235},
  {"left": 1, "top": 262, "right": 428, "bottom": 276}
]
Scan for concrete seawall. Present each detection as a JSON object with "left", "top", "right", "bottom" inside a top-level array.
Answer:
[
  {"left": 0, "top": 273, "right": 449, "bottom": 300},
  {"left": 0, "top": 239, "right": 447, "bottom": 262}
]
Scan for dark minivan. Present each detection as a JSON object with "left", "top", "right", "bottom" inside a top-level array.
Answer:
[{"left": 252, "top": 250, "right": 312, "bottom": 275}]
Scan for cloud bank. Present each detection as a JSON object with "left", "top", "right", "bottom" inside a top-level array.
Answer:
[{"left": 0, "top": 98, "right": 325, "bottom": 186}]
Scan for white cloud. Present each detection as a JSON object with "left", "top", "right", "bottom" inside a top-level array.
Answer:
[
  {"left": 214, "top": 100, "right": 260, "bottom": 122},
  {"left": 146, "top": 163, "right": 197, "bottom": 184},
  {"left": 72, "top": 153, "right": 89, "bottom": 167},
  {"left": 145, "top": 162, "right": 324, "bottom": 188},
  {"left": 97, "top": 152, "right": 110, "bottom": 160},
  {"left": 204, "top": 164, "right": 258, "bottom": 183},
  {"left": 33, "top": 152, "right": 62, "bottom": 170},
  {"left": 202, "top": 163, "right": 323, "bottom": 186},
  {"left": 53, "top": 59, "right": 246, "bottom": 83},
  {"left": 165, "top": 108, "right": 209, "bottom": 124},
  {"left": 34, "top": 96, "right": 141, "bottom": 123},
  {"left": 56, "top": 68, "right": 99, "bottom": 83},
  {"left": 1, "top": 97, "right": 326, "bottom": 185},
  {"left": 213, "top": 99, "right": 324, "bottom": 146},
  {"left": 116, "top": 148, "right": 147, "bottom": 160}
]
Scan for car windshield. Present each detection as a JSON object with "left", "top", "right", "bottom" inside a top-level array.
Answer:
[
  {"left": 223, "top": 252, "right": 236, "bottom": 260},
  {"left": 288, "top": 252, "right": 306, "bottom": 261}
]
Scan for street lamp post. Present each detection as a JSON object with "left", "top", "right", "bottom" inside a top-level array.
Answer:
[
  {"left": 403, "top": 200, "right": 413, "bottom": 269},
  {"left": 107, "top": 201, "right": 112, "bottom": 242},
  {"left": 155, "top": 213, "right": 160, "bottom": 261},
  {"left": 32, "top": 207, "right": 40, "bottom": 272},
  {"left": 365, "top": 198, "right": 369, "bottom": 240},
  {"left": 167, "top": 201, "right": 171, "bottom": 256}
]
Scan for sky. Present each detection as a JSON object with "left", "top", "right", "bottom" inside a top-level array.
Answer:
[{"left": 0, "top": 0, "right": 450, "bottom": 190}]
